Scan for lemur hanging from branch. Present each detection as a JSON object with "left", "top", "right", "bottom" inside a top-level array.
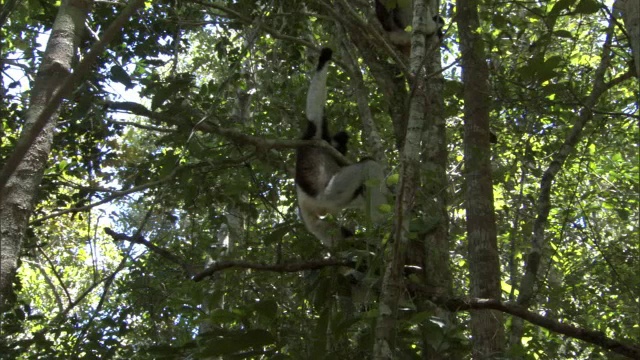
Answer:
[{"left": 295, "top": 48, "right": 387, "bottom": 246}]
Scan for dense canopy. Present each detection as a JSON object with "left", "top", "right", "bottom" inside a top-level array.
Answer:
[{"left": 0, "top": 0, "right": 638, "bottom": 359}]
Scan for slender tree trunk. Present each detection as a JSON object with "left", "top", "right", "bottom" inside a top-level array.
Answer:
[
  {"left": 417, "top": 29, "right": 453, "bottom": 360},
  {"left": 0, "top": 0, "right": 91, "bottom": 309},
  {"left": 456, "top": 0, "right": 504, "bottom": 357},
  {"left": 373, "top": 1, "right": 429, "bottom": 358}
]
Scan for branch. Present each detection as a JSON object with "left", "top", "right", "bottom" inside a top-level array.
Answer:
[
  {"left": 192, "top": 259, "right": 352, "bottom": 282},
  {"left": 0, "top": 0, "right": 146, "bottom": 193},
  {"left": 517, "top": 19, "right": 617, "bottom": 308},
  {"left": 199, "top": 120, "right": 352, "bottom": 166},
  {"left": 105, "top": 119, "right": 176, "bottom": 133},
  {"left": 427, "top": 296, "right": 640, "bottom": 359},
  {"left": 103, "top": 226, "right": 352, "bottom": 282},
  {"left": 329, "top": 0, "right": 408, "bottom": 72},
  {"left": 103, "top": 227, "right": 198, "bottom": 276},
  {"left": 105, "top": 100, "right": 179, "bottom": 125},
  {"left": 30, "top": 166, "right": 180, "bottom": 225},
  {"left": 30, "top": 155, "right": 250, "bottom": 226},
  {"left": 604, "top": 69, "right": 634, "bottom": 89},
  {"left": 105, "top": 100, "right": 352, "bottom": 166},
  {"left": 190, "top": 0, "right": 315, "bottom": 49}
]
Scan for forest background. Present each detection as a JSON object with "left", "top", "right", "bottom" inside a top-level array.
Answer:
[{"left": 0, "top": 0, "right": 638, "bottom": 359}]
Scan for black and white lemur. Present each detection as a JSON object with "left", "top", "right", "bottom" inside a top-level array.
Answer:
[{"left": 295, "top": 48, "right": 387, "bottom": 246}]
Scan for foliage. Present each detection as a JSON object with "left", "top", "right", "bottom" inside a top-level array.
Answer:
[{"left": 0, "top": 0, "right": 637, "bottom": 358}]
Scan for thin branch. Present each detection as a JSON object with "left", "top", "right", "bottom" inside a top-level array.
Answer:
[
  {"left": 192, "top": 259, "right": 352, "bottom": 282},
  {"left": 22, "top": 260, "right": 64, "bottom": 313},
  {"left": 37, "top": 246, "right": 72, "bottom": 305},
  {"left": 517, "top": 19, "right": 617, "bottom": 307},
  {"left": 106, "top": 119, "right": 176, "bottom": 133},
  {"left": 104, "top": 100, "right": 180, "bottom": 123},
  {"left": 31, "top": 155, "right": 255, "bottom": 226},
  {"left": 338, "top": 30, "right": 387, "bottom": 165},
  {"left": 104, "top": 227, "right": 352, "bottom": 282},
  {"left": 330, "top": 0, "right": 408, "bottom": 72},
  {"left": 190, "top": 0, "right": 315, "bottom": 49},
  {"left": 603, "top": 69, "right": 634, "bottom": 89},
  {"left": 103, "top": 227, "right": 196, "bottom": 275},
  {"left": 30, "top": 163, "right": 186, "bottom": 225},
  {"left": 0, "top": 0, "right": 147, "bottom": 193},
  {"left": 197, "top": 119, "right": 352, "bottom": 166},
  {"left": 105, "top": 100, "right": 352, "bottom": 166},
  {"left": 51, "top": 257, "right": 129, "bottom": 325}
]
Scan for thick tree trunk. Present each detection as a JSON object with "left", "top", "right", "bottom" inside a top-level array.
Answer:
[
  {"left": 0, "top": 0, "right": 91, "bottom": 309},
  {"left": 456, "top": 0, "right": 505, "bottom": 357}
]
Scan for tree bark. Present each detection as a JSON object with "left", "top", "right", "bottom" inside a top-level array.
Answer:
[
  {"left": 456, "top": 0, "right": 505, "bottom": 356},
  {"left": 373, "top": 0, "right": 429, "bottom": 358},
  {"left": 417, "top": 27, "right": 453, "bottom": 360},
  {"left": 614, "top": 0, "right": 640, "bottom": 77},
  {"left": 0, "top": 0, "right": 91, "bottom": 310}
]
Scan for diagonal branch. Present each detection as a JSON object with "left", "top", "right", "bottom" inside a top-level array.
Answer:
[
  {"left": 30, "top": 165, "right": 184, "bottom": 225},
  {"left": 426, "top": 296, "right": 640, "bottom": 359},
  {"left": 104, "top": 227, "right": 197, "bottom": 275},
  {"left": 517, "top": 20, "right": 616, "bottom": 308},
  {"left": 512, "top": 17, "right": 625, "bottom": 346}
]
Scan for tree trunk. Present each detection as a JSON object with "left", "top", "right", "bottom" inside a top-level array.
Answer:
[
  {"left": 0, "top": 0, "right": 91, "bottom": 309},
  {"left": 614, "top": 0, "right": 640, "bottom": 77},
  {"left": 417, "top": 29, "right": 453, "bottom": 360},
  {"left": 373, "top": 0, "right": 430, "bottom": 358},
  {"left": 456, "top": 0, "right": 505, "bottom": 357}
]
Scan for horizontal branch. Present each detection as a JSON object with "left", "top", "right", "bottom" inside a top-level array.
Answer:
[
  {"left": 190, "top": 0, "right": 315, "bottom": 50},
  {"left": 106, "top": 119, "right": 175, "bottom": 133},
  {"left": 99, "top": 228, "right": 640, "bottom": 358},
  {"left": 30, "top": 168, "right": 177, "bottom": 225},
  {"left": 200, "top": 121, "right": 352, "bottom": 166},
  {"left": 192, "top": 259, "right": 352, "bottom": 282},
  {"left": 32, "top": 156, "right": 254, "bottom": 225},
  {"left": 104, "top": 227, "right": 351, "bottom": 281}
]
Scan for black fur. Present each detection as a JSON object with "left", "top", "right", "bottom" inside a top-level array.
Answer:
[
  {"left": 317, "top": 48, "right": 333, "bottom": 70},
  {"left": 340, "top": 226, "right": 355, "bottom": 238},
  {"left": 375, "top": 0, "right": 403, "bottom": 32},
  {"left": 332, "top": 131, "right": 349, "bottom": 155},
  {"left": 296, "top": 122, "right": 350, "bottom": 197}
]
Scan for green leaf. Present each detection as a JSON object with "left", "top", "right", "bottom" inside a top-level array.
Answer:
[
  {"left": 264, "top": 225, "right": 290, "bottom": 245},
  {"left": 550, "top": 0, "right": 576, "bottom": 14},
  {"left": 553, "top": 30, "right": 573, "bottom": 38},
  {"left": 253, "top": 299, "right": 278, "bottom": 320},
  {"left": 110, "top": 65, "right": 133, "bottom": 89},
  {"left": 575, "top": 0, "right": 600, "bottom": 13},
  {"left": 386, "top": 173, "right": 400, "bottom": 186}
]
